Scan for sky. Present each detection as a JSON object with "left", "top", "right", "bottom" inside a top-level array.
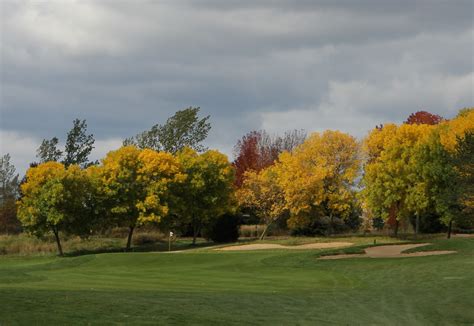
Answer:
[{"left": 1, "top": 0, "right": 473, "bottom": 175}]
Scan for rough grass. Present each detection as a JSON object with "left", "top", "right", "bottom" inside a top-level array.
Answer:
[
  {"left": 239, "top": 224, "right": 288, "bottom": 237},
  {"left": 0, "top": 232, "right": 435, "bottom": 256},
  {"left": 0, "top": 232, "right": 212, "bottom": 256},
  {"left": 0, "top": 237, "right": 473, "bottom": 324}
]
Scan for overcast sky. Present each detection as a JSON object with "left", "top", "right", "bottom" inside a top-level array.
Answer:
[{"left": 1, "top": 0, "right": 473, "bottom": 175}]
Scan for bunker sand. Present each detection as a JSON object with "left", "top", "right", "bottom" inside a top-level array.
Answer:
[
  {"left": 319, "top": 243, "right": 456, "bottom": 260},
  {"left": 216, "top": 242, "right": 353, "bottom": 251}
]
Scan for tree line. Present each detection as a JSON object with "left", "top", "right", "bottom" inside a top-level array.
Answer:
[
  {"left": 0, "top": 107, "right": 473, "bottom": 255},
  {"left": 235, "top": 109, "right": 473, "bottom": 239}
]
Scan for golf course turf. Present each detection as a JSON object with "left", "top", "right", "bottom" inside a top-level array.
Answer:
[{"left": 1, "top": 237, "right": 473, "bottom": 325}]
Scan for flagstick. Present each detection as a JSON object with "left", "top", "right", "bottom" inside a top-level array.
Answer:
[{"left": 168, "top": 231, "right": 173, "bottom": 252}]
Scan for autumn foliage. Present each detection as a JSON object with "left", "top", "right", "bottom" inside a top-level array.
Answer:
[
  {"left": 17, "top": 146, "right": 235, "bottom": 253},
  {"left": 362, "top": 108, "right": 474, "bottom": 237},
  {"left": 12, "top": 107, "right": 474, "bottom": 254},
  {"left": 405, "top": 110, "right": 444, "bottom": 125},
  {"left": 233, "top": 130, "right": 305, "bottom": 186}
]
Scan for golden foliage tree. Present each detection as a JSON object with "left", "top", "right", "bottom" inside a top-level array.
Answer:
[
  {"left": 438, "top": 108, "right": 474, "bottom": 151},
  {"left": 236, "top": 165, "right": 286, "bottom": 239},
  {"left": 99, "top": 146, "right": 185, "bottom": 250},
  {"left": 276, "top": 130, "right": 360, "bottom": 233},
  {"left": 17, "top": 162, "right": 96, "bottom": 255}
]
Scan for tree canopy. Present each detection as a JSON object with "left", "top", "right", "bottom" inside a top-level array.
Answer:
[
  {"left": 276, "top": 130, "right": 360, "bottom": 234},
  {"left": 405, "top": 110, "right": 444, "bottom": 125},
  {"left": 63, "top": 119, "right": 95, "bottom": 167},
  {"left": 233, "top": 129, "right": 306, "bottom": 187},
  {"left": 237, "top": 165, "right": 286, "bottom": 239},
  {"left": 36, "top": 119, "right": 95, "bottom": 168},
  {"left": 0, "top": 154, "right": 21, "bottom": 233},
  {"left": 174, "top": 147, "right": 235, "bottom": 244},
  {"left": 98, "top": 146, "right": 185, "bottom": 249},
  {"left": 125, "top": 107, "right": 211, "bottom": 154}
]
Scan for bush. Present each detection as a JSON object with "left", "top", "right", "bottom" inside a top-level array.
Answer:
[
  {"left": 239, "top": 224, "right": 264, "bottom": 238},
  {"left": 132, "top": 232, "right": 164, "bottom": 246},
  {"left": 0, "top": 200, "right": 22, "bottom": 234},
  {"left": 204, "top": 214, "right": 240, "bottom": 243},
  {"left": 409, "top": 212, "right": 446, "bottom": 234},
  {"left": 372, "top": 217, "right": 385, "bottom": 230},
  {"left": 290, "top": 216, "right": 350, "bottom": 236}
]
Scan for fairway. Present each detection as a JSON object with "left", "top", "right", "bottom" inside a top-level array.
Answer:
[{"left": 1, "top": 237, "right": 473, "bottom": 325}]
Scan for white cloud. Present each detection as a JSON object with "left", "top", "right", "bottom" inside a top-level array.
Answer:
[
  {"left": 262, "top": 72, "right": 474, "bottom": 138},
  {"left": 0, "top": 130, "right": 38, "bottom": 176},
  {"left": 1, "top": 1, "right": 472, "bottom": 165},
  {"left": 91, "top": 138, "right": 123, "bottom": 162}
]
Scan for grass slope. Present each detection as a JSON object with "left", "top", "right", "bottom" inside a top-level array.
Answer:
[{"left": 1, "top": 237, "right": 473, "bottom": 325}]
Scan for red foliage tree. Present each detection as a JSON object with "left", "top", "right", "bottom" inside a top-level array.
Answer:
[
  {"left": 233, "top": 131, "right": 267, "bottom": 187},
  {"left": 404, "top": 111, "right": 444, "bottom": 125},
  {"left": 233, "top": 130, "right": 306, "bottom": 187}
]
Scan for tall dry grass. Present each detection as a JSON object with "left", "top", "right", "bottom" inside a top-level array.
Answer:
[{"left": 0, "top": 230, "right": 167, "bottom": 256}]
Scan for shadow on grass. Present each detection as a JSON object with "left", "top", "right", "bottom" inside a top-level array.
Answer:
[{"left": 63, "top": 240, "right": 216, "bottom": 257}]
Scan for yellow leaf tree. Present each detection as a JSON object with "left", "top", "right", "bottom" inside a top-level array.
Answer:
[
  {"left": 99, "top": 146, "right": 185, "bottom": 250},
  {"left": 236, "top": 165, "right": 286, "bottom": 239},
  {"left": 276, "top": 130, "right": 360, "bottom": 234},
  {"left": 17, "top": 162, "right": 96, "bottom": 255},
  {"left": 438, "top": 108, "right": 474, "bottom": 151}
]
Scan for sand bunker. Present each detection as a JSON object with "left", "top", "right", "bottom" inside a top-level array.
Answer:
[
  {"left": 319, "top": 243, "right": 456, "bottom": 260},
  {"left": 216, "top": 242, "right": 353, "bottom": 251}
]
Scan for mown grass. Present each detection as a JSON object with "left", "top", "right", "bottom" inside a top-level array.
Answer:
[{"left": 0, "top": 236, "right": 473, "bottom": 325}]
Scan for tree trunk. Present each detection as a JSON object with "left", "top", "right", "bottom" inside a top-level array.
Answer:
[
  {"left": 415, "top": 214, "right": 420, "bottom": 240},
  {"left": 52, "top": 227, "right": 63, "bottom": 256},
  {"left": 447, "top": 219, "right": 453, "bottom": 239},
  {"left": 392, "top": 202, "right": 400, "bottom": 237},
  {"left": 329, "top": 212, "right": 334, "bottom": 235},
  {"left": 394, "top": 220, "right": 399, "bottom": 237},
  {"left": 126, "top": 226, "right": 135, "bottom": 251},
  {"left": 192, "top": 217, "right": 199, "bottom": 245},
  {"left": 259, "top": 222, "right": 273, "bottom": 240}
]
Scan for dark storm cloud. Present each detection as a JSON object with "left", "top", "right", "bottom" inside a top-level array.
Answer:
[{"left": 1, "top": 0, "right": 473, "bottom": 174}]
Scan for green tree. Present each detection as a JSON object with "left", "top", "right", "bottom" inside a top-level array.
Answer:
[
  {"left": 452, "top": 132, "right": 474, "bottom": 233},
  {"left": 36, "top": 119, "right": 95, "bottom": 168},
  {"left": 63, "top": 119, "right": 95, "bottom": 167},
  {"left": 0, "top": 154, "right": 21, "bottom": 233},
  {"left": 174, "top": 148, "right": 235, "bottom": 244},
  {"left": 125, "top": 107, "right": 211, "bottom": 154},
  {"left": 36, "top": 137, "right": 63, "bottom": 163},
  {"left": 415, "top": 132, "right": 459, "bottom": 238},
  {"left": 362, "top": 124, "right": 434, "bottom": 237}
]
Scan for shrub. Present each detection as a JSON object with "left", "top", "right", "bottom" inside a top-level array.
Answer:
[
  {"left": 372, "top": 217, "right": 385, "bottom": 230},
  {"left": 290, "top": 216, "right": 350, "bottom": 236},
  {"left": 132, "top": 232, "right": 164, "bottom": 246},
  {"left": 204, "top": 214, "right": 240, "bottom": 243},
  {"left": 239, "top": 224, "right": 265, "bottom": 238},
  {"left": 0, "top": 200, "right": 22, "bottom": 234}
]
